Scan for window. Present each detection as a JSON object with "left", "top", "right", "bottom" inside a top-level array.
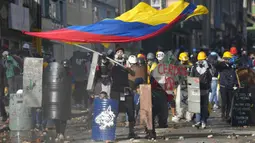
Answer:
[
  {"left": 49, "top": 2, "right": 57, "bottom": 19},
  {"left": 106, "top": 9, "right": 111, "bottom": 18},
  {"left": 68, "top": 0, "right": 76, "bottom": 3},
  {"left": 81, "top": 0, "right": 88, "bottom": 8}
]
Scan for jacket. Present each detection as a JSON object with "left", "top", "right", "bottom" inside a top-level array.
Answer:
[
  {"left": 207, "top": 55, "right": 219, "bottom": 78},
  {"left": 3, "top": 56, "right": 21, "bottom": 79},
  {"left": 147, "top": 62, "right": 158, "bottom": 84},
  {"left": 216, "top": 62, "right": 238, "bottom": 89},
  {"left": 191, "top": 60, "right": 212, "bottom": 90}
]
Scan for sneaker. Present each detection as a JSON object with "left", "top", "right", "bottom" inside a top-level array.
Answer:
[
  {"left": 201, "top": 122, "right": 206, "bottom": 129},
  {"left": 172, "top": 116, "right": 179, "bottom": 123},
  {"left": 125, "top": 122, "right": 129, "bottom": 127},
  {"left": 213, "top": 104, "right": 219, "bottom": 110},
  {"left": 192, "top": 122, "right": 201, "bottom": 128}
]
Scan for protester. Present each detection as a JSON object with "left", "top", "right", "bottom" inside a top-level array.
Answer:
[
  {"left": 0, "top": 59, "right": 8, "bottom": 122},
  {"left": 111, "top": 48, "right": 136, "bottom": 139},
  {"left": 174, "top": 52, "right": 193, "bottom": 123},
  {"left": 238, "top": 50, "right": 253, "bottom": 68},
  {"left": 147, "top": 53, "right": 157, "bottom": 84},
  {"left": 153, "top": 51, "right": 168, "bottom": 128},
  {"left": 229, "top": 46, "right": 239, "bottom": 69},
  {"left": 191, "top": 51, "right": 212, "bottom": 129},
  {"left": 70, "top": 51, "right": 90, "bottom": 109},
  {"left": 216, "top": 51, "right": 238, "bottom": 123},
  {"left": 114, "top": 45, "right": 126, "bottom": 65},
  {"left": 207, "top": 52, "right": 220, "bottom": 110},
  {"left": 2, "top": 51, "right": 21, "bottom": 93}
]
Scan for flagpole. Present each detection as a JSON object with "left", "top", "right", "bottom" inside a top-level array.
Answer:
[{"left": 74, "top": 44, "right": 126, "bottom": 68}]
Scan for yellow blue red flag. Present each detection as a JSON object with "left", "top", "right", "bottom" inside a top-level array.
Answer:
[{"left": 24, "top": 0, "right": 208, "bottom": 43}]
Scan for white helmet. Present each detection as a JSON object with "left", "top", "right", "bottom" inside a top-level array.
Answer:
[
  {"left": 23, "top": 43, "right": 30, "bottom": 49},
  {"left": 128, "top": 55, "right": 137, "bottom": 64},
  {"left": 156, "top": 51, "right": 165, "bottom": 61},
  {"left": 2, "top": 51, "right": 8, "bottom": 56}
]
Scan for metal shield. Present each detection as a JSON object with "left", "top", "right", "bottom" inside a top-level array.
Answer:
[
  {"left": 43, "top": 62, "right": 72, "bottom": 120},
  {"left": 23, "top": 57, "right": 43, "bottom": 107},
  {"left": 9, "top": 93, "right": 33, "bottom": 131},
  {"left": 87, "top": 52, "right": 99, "bottom": 91},
  {"left": 187, "top": 76, "right": 201, "bottom": 113}
]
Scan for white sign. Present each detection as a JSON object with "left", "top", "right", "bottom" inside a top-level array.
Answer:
[
  {"left": 95, "top": 106, "right": 115, "bottom": 130},
  {"left": 9, "top": 3, "right": 30, "bottom": 31}
]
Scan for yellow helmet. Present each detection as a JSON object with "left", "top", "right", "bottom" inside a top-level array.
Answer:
[
  {"left": 222, "top": 51, "right": 233, "bottom": 59},
  {"left": 197, "top": 51, "right": 207, "bottom": 61},
  {"left": 179, "top": 52, "right": 189, "bottom": 61}
]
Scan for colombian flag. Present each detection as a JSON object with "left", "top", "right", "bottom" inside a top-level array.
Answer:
[{"left": 24, "top": 0, "right": 208, "bottom": 43}]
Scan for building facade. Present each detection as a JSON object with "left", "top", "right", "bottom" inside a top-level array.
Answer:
[
  {"left": 41, "top": 0, "right": 93, "bottom": 61},
  {"left": 142, "top": 0, "right": 249, "bottom": 53},
  {"left": 0, "top": 0, "right": 40, "bottom": 52}
]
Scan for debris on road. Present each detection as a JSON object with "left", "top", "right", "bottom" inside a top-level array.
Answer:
[{"left": 179, "top": 136, "right": 184, "bottom": 140}]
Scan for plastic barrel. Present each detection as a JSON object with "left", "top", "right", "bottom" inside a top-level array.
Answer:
[
  {"left": 92, "top": 98, "right": 119, "bottom": 141},
  {"left": 9, "top": 93, "right": 33, "bottom": 131}
]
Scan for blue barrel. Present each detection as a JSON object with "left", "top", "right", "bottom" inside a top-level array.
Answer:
[{"left": 92, "top": 98, "right": 119, "bottom": 141}]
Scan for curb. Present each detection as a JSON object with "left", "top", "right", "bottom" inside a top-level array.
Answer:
[{"left": 154, "top": 132, "right": 255, "bottom": 139}]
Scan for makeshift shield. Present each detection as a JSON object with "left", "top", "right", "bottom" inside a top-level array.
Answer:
[
  {"left": 139, "top": 84, "right": 152, "bottom": 130},
  {"left": 23, "top": 57, "right": 43, "bottom": 107},
  {"left": 87, "top": 52, "right": 100, "bottom": 91},
  {"left": 187, "top": 76, "right": 201, "bottom": 113}
]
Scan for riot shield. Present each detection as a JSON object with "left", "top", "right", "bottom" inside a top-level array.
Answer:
[
  {"left": 187, "top": 76, "right": 201, "bottom": 113},
  {"left": 43, "top": 62, "right": 72, "bottom": 120},
  {"left": 23, "top": 57, "right": 43, "bottom": 107},
  {"left": 87, "top": 52, "right": 99, "bottom": 91}
]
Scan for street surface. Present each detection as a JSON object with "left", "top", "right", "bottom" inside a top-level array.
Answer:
[
  {"left": 63, "top": 108, "right": 255, "bottom": 143},
  {"left": 1, "top": 108, "right": 255, "bottom": 142}
]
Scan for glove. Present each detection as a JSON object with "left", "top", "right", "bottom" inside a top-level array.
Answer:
[{"left": 102, "top": 53, "right": 107, "bottom": 60}]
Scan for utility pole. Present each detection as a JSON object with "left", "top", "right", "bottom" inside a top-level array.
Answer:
[{"left": 202, "top": 0, "right": 211, "bottom": 49}]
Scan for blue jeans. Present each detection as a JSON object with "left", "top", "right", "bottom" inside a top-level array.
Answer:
[
  {"left": 209, "top": 79, "right": 218, "bottom": 105},
  {"left": 195, "top": 94, "right": 209, "bottom": 123}
]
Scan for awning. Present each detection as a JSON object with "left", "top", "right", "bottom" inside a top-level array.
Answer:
[{"left": 23, "top": 1, "right": 208, "bottom": 44}]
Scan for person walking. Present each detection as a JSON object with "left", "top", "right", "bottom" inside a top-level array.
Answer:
[
  {"left": 191, "top": 51, "right": 212, "bottom": 129},
  {"left": 216, "top": 51, "right": 238, "bottom": 122},
  {"left": 207, "top": 52, "right": 220, "bottom": 110}
]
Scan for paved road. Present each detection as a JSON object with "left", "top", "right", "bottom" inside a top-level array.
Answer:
[
  {"left": 63, "top": 109, "right": 255, "bottom": 143},
  {"left": 1, "top": 108, "right": 255, "bottom": 143}
]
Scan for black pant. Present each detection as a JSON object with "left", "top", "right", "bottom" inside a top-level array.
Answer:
[
  {"left": 220, "top": 87, "right": 233, "bottom": 118},
  {"left": 152, "top": 90, "right": 168, "bottom": 128},
  {"left": 0, "top": 89, "right": 7, "bottom": 118},
  {"left": 111, "top": 91, "right": 135, "bottom": 122},
  {"left": 73, "top": 80, "right": 88, "bottom": 107}
]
